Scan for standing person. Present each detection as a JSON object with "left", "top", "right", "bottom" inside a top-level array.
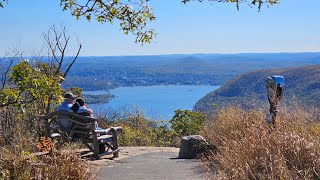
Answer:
[{"left": 56, "top": 92, "right": 76, "bottom": 130}]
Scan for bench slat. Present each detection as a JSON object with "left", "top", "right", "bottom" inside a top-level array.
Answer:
[
  {"left": 97, "top": 135, "right": 114, "bottom": 143},
  {"left": 40, "top": 111, "right": 97, "bottom": 123}
]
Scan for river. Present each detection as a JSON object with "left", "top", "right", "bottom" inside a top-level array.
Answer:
[{"left": 83, "top": 85, "right": 219, "bottom": 120}]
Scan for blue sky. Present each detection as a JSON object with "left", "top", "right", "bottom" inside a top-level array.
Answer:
[{"left": 0, "top": 0, "right": 319, "bottom": 56}]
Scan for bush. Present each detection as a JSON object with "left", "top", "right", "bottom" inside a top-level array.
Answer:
[
  {"left": 170, "top": 110, "right": 206, "bottom": 137},
  {"left": 203, "top": 106, "right": 320, "bottom": 179},
  {"left": 114, "top": 109, "right": 206, "bottom": 147},
  {"left": 110, "top": 111, "right": 174, "bottom": 147}
]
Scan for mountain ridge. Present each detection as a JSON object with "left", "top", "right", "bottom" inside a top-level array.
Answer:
[
  {"left": 194, "top": 64, "right": 320, "bottom": 115},
  {"left": 63, "top": 53, "right": 320, "bottom": 90}
]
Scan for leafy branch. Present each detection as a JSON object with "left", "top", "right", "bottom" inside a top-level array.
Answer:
[
  {"left": 0, "top": 0, "right": 8, "bottom": 8},
  {"left": 181, "top": 0, "right": 280, "bottom": 11},
  {"left": 60, "top": 0, "right": 156, "bottom": 43}
]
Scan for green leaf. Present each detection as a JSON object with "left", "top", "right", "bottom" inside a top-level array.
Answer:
[{"left": 86, "top": 14, "right": 91, "bottom": 21}]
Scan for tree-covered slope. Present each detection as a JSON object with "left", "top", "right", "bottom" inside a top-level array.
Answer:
[{"left": 194, "top": 65, "right": 320, "bottom": 114}]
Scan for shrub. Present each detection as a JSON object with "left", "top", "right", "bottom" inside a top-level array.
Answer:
[
  {"left": 170, "top": 109, "right": 206, "bottom": 137},
  {"left": 203, "top": 106, "right": 320, "bottom": 179},
  {"left": 112, "top": 111, "right": 174, "bottom": 147}
]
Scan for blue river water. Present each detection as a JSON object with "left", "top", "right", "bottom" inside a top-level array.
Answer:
[{"left": 83, "top": 85, "right": 219, "bottom": 120}]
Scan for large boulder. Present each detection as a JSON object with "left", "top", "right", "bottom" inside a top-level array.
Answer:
[{"left": 178, "top": 135, "right": 211, "bottom": 159}]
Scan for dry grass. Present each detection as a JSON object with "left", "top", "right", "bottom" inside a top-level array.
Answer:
[
  {"left": 203, "top": 106, "right": 320, "bottom": 179},
  {"left": 0, "top": 113, "right": 90, "bottom": 180},
  {"left": 0, "top": 145, "right": 90, "bottom": 180}
]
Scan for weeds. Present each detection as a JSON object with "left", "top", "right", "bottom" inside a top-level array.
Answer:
[
  {"left": 203, "top": 106, "right": 320, "bottom": 179},
  {"left": 0, "top": 144, "right": 90, "bottom": 180}
]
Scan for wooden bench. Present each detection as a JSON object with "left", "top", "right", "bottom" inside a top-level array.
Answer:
[{"left": 40, "top": 111, "right": 122, "bottom": 159}]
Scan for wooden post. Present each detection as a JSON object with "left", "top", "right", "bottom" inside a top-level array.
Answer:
[
  {"left": 111, "top": 128, "right": 119, "bottom": 158},
  {"left": 90, "top": 121, "right": 100, "bottom": 158}
]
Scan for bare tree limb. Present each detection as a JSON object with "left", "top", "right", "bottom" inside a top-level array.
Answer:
[
  {"left": 63, "top": 43, "right": 82, "bottom": 79},
  {"left": 1, "top": 56, "right": 14, "bottom": 89}
]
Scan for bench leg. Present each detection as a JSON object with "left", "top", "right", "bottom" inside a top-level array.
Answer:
[
  {"left": 111, "top": 128, "right": 119, "bottom": 158},
  {"left": 91, "top": 122, "right": 100, "bottom": 158}
]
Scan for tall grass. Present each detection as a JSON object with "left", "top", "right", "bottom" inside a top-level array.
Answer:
[
  {"left": 203, "top": 106, "right": 320, "bottom": 179},
  {"left": 0, "top": 107, "right": 90, "bottom": 179},
  {"left": 0, "top": 146, "right": 90, "bottom": 180}
]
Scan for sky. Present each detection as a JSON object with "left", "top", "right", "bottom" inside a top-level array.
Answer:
[{"left": 0, "top": 0, "right": 320, "bottom": 56}]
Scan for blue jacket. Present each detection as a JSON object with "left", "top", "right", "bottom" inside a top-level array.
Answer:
[
  {"left": 56, "top": 100, "right": 74, "bottom": 129},
  {"left": 57, "top": 101, "right": 73, "bottom": 112}
]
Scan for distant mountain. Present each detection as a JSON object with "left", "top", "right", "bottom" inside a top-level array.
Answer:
[
  {"left": 63, "top": 53, "right": 320, "bottom": 90},
  {"left": 194, "top": 65, "right": 320, "bottom": 115}
]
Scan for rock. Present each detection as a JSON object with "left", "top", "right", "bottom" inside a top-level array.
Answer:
[{"left": 178, "top": 135, "right": 208, "bottom": 159}]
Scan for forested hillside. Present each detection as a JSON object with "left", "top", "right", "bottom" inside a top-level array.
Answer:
[{"left": 194, "top": 65, "right": 320, "bottom": 115}]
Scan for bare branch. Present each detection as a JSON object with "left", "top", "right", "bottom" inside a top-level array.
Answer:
[
  {"left": 63, "top": 43, "right": 82, "bottom": 79},
  {"left": 43, "top": 30, "right": 59, "bottom": 64},
  {"left": 1, "top": 56, "right": 14, "bottom": 89},
  {"left": 0, "top": 52, "right": 20, "bottom": 90},
  {"left": 43, "top": 25, "right": 82, "bottom": 120},
  {"left": 54, "top": 29, "right": 63, "bottom": 53}
]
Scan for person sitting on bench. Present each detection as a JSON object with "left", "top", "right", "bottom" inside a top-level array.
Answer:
[
  {"left": 56, "top": 92, "right": 76, "bottom": 130},
  {"left": 75, "top": 98, "right": 94, "bottom": 117},
  {"left": 76, "top": 98, "right": 103, "bottom": 130},
  {"left": 56, "top": 93, "right": 93, "bottom": 130}
]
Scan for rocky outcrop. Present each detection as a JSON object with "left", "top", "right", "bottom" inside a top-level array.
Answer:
[{"left": 178, "top": 135, "right": 214, "bottom": 159}]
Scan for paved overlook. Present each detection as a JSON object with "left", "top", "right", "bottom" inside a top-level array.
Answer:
[{"left": 91, "top": 147, "right": 207, "bottom": 180}]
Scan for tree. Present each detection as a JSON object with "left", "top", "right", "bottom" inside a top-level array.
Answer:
[
  {"left": 42, "top": 25, "right": 82, "bottom": 136},
  {"left": 0, "top": 26, "right": 80, "bottom": 108},
  {"left": 0, "top": 25, "right": 82, "bottom": 139},
  {"left": 0, "top": 60, "right": 62, "bottom": 108},
  {"left": 0, "top": 59, "right": 66, "bottom": 142}
]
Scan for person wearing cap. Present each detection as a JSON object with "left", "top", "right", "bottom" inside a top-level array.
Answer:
[
  {"left": 57, "top": 92, "right": 76, "bottom": 112},
  {"left": 56, "top": 92, "right": 76, "bottom": 129}
]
